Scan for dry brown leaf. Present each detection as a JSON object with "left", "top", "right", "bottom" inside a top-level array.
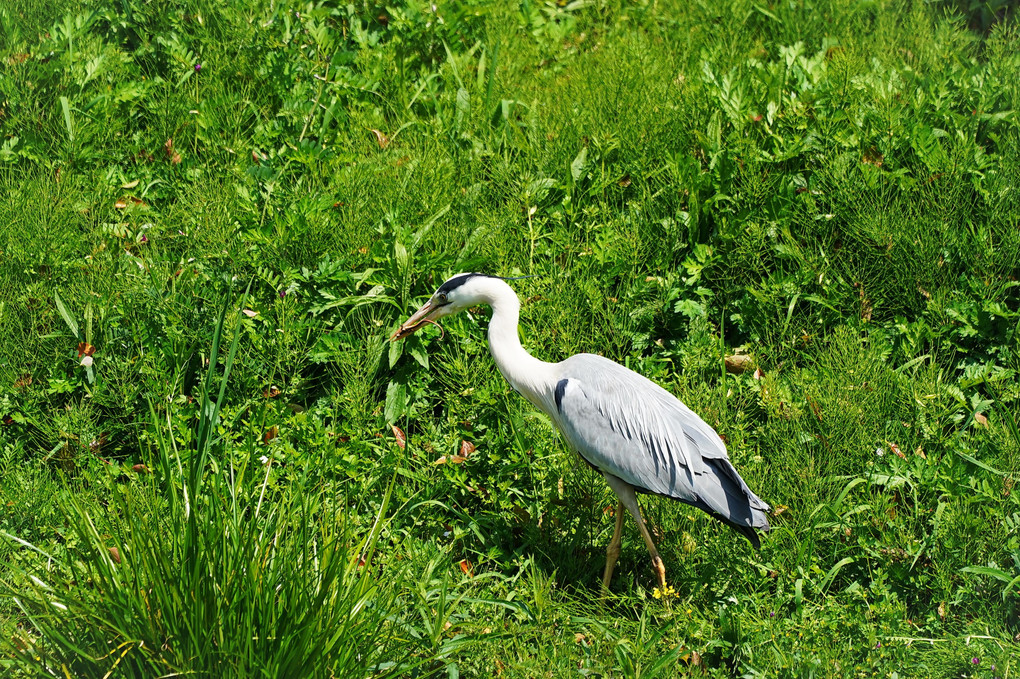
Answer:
[
  {"left": 511, "top": 505, "right": 531, "bottom": 523},
  {"left": 975, "top": 412, "right": 989, "bottom": 428},
  {"left": 263, "top": 386, "right": 281, "bottom": 398},
  {"left": 617, "top": 175, "right": 632, "bottom": 188},
  {"left": 753, "top": 367, "right": 764, "bottom": 380},
  {"left": 252, "top": 150, "right": 262, "bottom": 165},
  {"left": 263, "top": 426, "right": 278, "bottom": 443},
  {"left": 458, "top": 559, "right": 473, "bottom": 577},
  {"left": 114, "top": 200, "right": 128, "bottom": 209},
  {"left": 807, "top": 395, "right": 823, "bottom": 422},
  {"left": 164, "top": 138, "right": 181, "bottom": 165},
  {"left": 13, "top": 373, "right": 31, "bottom": 389},
  {"left": 2, "top": 416, "right": 13, "bottom": 426},
  {"left": 459, "top": 440, "right": 476, "bottom": 457},
  {"left": 392, "top": 425, "right": 406, "bottom": 450},
  {"left": 860, "top": 288, "right": 873, "bottom": 321},
  {"left": 914, "top": 446, "right": 927, "bottom": 459},
  {"left": 724, "top": 353, "right": 754, "bottom": 374},
  {"left": 242, "top": 309, "right": 258, "bottom": 318},
  {"left": 574, "top": 633, "right": 586, "bottom": 644},
  {"left": 773, "top": 504, "right": 788, "bottom": 517},
  {"left": 108, "top": 547, "right": 122, "bottom": 564},
  {"left": 77, "top": 342, "right": 96, "bottom": 358},
  {"left": 862, "top": 147, "right": 884, "bottom": 167},
  {"left": 370, "top": 129, "right": 390, "bottom": 149},
  {"left": 889, "top": 442, "right": 905, "bottom": 459},
  {"left": 938, "top": 601, "right": 946, "bottom": 619},
  {"left": 132, "top": 464, "right": 150, "bottom": 474}
]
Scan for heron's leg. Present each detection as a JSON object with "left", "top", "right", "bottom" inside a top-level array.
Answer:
[
  {"left": 602, "top": 501, "right": 625, "bottom": 589},
  {"left": 603, "top": 474, "right": 667, "bottom": 589},
  {"left": 631, "top": 509, "right": 667, "bottom": 589}
]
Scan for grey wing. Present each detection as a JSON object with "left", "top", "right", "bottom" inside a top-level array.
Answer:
[{"left": 553, "top": 354, "right": 770, "bottom": 539}]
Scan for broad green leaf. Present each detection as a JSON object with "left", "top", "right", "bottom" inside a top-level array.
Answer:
[
  {"left": 53, "top": 290, "right": 81, "bottom": 340},
  {"left": 570, "top": 146, "right": 587, "bottom": 183},
  {"left": 385, "top": 380, "right": 407, "bottom": 424}
]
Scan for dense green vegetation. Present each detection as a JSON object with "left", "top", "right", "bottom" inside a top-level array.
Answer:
[{"left": 1, "top": 0, "right": 1018, "bottom": 676}]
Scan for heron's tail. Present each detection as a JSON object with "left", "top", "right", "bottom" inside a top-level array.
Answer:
[{"left": 690, "top": 457, "right": 771, "bottom": 550}]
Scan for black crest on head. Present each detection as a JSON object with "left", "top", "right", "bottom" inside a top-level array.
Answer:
[{"left": 436, "top": 273, "right": 486, "bottom": 295}]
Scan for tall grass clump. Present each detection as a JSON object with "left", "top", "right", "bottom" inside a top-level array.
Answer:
[{"left": 2, "top": 288, "right": 444, "bottom": 677}]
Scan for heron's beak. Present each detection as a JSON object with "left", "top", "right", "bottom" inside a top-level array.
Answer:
[{"left": 390, "top": 300, "right": 442, "bottom": 341}]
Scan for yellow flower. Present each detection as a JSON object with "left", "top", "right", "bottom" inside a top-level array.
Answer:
[{"left": 652, "top": 585, "right": 677, "bottom": 599}]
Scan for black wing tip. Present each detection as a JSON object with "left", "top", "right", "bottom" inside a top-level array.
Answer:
[
  {"left": 682, "top": 498, "right": 768, "bottom": 550},
  {"left": 740, "top": 524, "right": 763, "bottom": 551}
]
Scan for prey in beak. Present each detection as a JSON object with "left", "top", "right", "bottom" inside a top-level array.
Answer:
[{"left": 390, "top": 298, "right": 446, "bottom": 341}]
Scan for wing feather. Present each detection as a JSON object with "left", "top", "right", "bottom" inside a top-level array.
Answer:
[{"left": 553, "top": 354, "right": 770, "bottom": 533}]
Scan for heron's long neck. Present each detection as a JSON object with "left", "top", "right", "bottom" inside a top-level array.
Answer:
[{"left": 484, "top": 283, "right": 555, "bottom": 408}]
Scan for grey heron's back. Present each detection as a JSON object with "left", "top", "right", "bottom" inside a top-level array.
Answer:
[{"left": 551, "top": 353, "right": 770, "bottom": 540}]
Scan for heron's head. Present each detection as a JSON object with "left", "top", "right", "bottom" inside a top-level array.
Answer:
[{"left": 390, "top": 273, "right": 493, "bottom": 341}]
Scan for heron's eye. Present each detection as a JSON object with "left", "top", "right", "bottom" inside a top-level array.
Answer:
[{"left": 436, "top": 293, "right": 448, "bottom": 304}]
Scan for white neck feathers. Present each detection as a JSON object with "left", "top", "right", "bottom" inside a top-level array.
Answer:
[{"left": 478, "top": 279, "right": 555, "bottom": 411}]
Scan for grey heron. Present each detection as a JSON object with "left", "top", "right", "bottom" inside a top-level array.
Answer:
[{"left": 391, "top": 273, "right": 770, "bottom": 589}]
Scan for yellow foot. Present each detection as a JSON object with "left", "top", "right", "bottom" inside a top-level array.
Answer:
[{"left": 652, "top": 555, "right": 667, "bottom": 589}]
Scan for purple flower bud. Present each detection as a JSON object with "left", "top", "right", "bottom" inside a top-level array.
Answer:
[
  {"left": 140, "top": 235, "right": 148, "bottom": 243},
  {"left": 875, "top": 642, "right": 881, "bottom": 649},
  {"left": 195, "top": 63, "right": 202, "bottom": 72},
  {"left": 769, "top": 611, "right": 775, "bottom": 617},
  {"left": 972, "top": 658, "right": 980, "bottom": 665},
  {"left": 278, "top": 289, "right": 286, "bottom": 299}
]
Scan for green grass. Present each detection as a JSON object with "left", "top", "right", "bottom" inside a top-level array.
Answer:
[{"left": 1, "top": 0, "right": 1019, "bottom": 676}]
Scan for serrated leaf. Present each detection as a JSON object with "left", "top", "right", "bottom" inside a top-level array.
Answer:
[{"left": 911, "top": 124, "right": 948, "bottom": 173}]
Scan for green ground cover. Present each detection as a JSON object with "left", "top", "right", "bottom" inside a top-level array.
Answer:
[{"left": 1, "top": 0, "right": 1018, "bottom": 676}]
